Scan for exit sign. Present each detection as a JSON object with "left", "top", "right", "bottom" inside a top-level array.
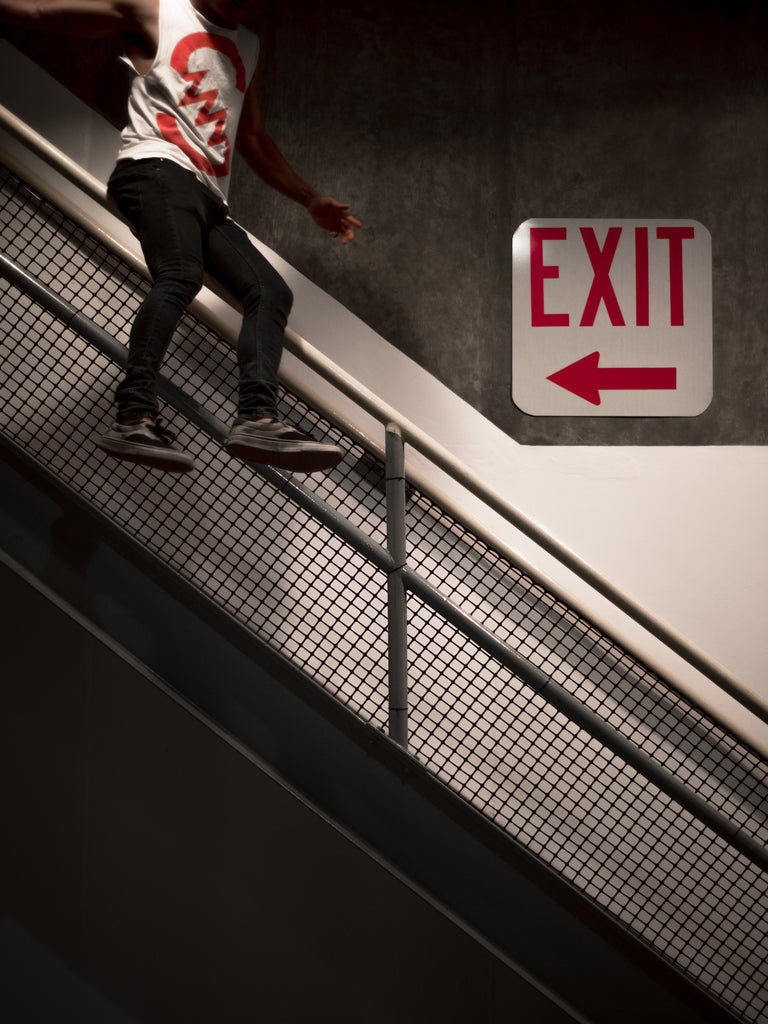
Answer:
[{"left": 512, "top": 219, "right": 712, "bottom": 416}]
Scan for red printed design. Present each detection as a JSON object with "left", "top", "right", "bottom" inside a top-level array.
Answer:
[{"left": 156, "top": 32, "right": 247, "bottom": 178}]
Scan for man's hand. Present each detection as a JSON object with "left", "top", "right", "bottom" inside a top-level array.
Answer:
[{"left": 306, "top": 196, "right": 362, "bottom": 244}]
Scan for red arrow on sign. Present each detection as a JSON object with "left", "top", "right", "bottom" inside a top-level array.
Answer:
[{"left": 546, "top": 351, "right": 677, "bottom": 406}]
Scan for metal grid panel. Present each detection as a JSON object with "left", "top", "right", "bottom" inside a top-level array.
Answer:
[
  {"left": 0, "top": 274, "right": 392, "bottom": 724},
  {"left": 406, "top": 592, "right": 768, "bottom": 1021},
  {"left": 405, "top": 500, "right": 768, "bottom": 846},
  {"left": 2, "top": 164, "right": 767, "bottom": 1023}
]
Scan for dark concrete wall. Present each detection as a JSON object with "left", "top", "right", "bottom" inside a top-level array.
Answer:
[{"left": 6, "top": 0, "right": 767, "bottom": 444}]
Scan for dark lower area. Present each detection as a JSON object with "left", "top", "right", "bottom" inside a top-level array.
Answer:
[{"left": 0, "top": 435, "right": 739, "bottom": 1023}]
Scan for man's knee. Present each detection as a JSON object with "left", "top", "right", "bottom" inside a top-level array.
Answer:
[
  {"left": 273, "top": 277, "right": 294, "bottom": 318},
  {"left": 152, "top": 264, "right": 204, "bottom": 306},
  {"left": 242, "top": 274, "right": 293, "bottom": 319}
]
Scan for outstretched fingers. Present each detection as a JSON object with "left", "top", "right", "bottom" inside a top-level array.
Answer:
[{"left": 307, "top": 196, "right": 362, "bottom": 243}]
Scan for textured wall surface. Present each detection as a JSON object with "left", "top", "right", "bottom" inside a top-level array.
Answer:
[{"left": 7, "top": 0, "right": 767, "bottom": 444}]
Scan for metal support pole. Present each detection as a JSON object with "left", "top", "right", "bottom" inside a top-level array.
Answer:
[{"left": 386, "top": 424, "right": 409, "bottom": 749}]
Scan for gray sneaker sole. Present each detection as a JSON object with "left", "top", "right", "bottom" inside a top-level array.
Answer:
[
  {"left": 96, "top": 436, "right": 195, "bottom": 474},
  {"left": 225, "top": 435, "right": 342, "bottom": 473}
]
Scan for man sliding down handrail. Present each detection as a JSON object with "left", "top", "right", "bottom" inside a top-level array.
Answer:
[{"left": 0, "top": 0, "right": 361, "bottom": 474}]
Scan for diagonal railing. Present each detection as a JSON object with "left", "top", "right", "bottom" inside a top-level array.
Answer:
[
  {"left": 1, "top": 100, "right": 766, "bottom": 743},
  {"left": 3, "top": 246, "right": 767, "bottom": 879}
]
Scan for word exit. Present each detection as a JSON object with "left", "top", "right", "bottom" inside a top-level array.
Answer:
[
  {"left": 531, "top": 226, "right": 694, "bottom": 328},
  {"left": 512, "top": 219, "right": 712, "bottom": 417}
]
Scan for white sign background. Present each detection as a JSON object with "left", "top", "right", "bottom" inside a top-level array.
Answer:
[{"left": 512, "top": 219, "right": 712, "bottom": 417}]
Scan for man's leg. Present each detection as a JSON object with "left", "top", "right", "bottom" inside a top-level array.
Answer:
[
  {"left": 205, "top": 219, "right": 343, "bottom": 473},
  {"left": 206, "top": 217, "right": 291, "bottom": 421},
  {"left": 97, "top": 159, "right": 208, "bottom": 472}
]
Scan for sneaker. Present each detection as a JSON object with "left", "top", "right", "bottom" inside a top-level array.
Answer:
[
  {"left": 96, "top": 418, "right": 195, "bottom": 473},
  {"left": 225, "top": 418, "right": 343, "bottom": 472}
]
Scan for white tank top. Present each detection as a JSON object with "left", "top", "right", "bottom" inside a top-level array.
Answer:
[{"left": 117, "top": 0, "right": 260, "bottom": 203}]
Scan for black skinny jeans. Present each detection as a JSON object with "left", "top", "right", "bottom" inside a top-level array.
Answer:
[{"left": 107, "top": 158, "right": 293, "bottom": 423}]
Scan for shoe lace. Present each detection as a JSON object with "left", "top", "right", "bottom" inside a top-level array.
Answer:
[{"left": 152, "top": 418, "right": 177, "bottom": 444}]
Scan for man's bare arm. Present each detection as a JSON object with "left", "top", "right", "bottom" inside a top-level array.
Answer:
[
  {"left": 236, "top": 67, "right": 361, "bottom": 243},
  {"left": 0, "top": 0, "right": 153, "bottom": 40}
]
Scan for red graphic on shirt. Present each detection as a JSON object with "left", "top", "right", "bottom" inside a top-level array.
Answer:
[{"left": 156, "top": 32, "right": 247, "bottom": 178}]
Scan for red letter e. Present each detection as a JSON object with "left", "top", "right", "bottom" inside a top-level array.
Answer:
[{"left": 530, "top": 227, "right": 569, "bottom": 327}]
